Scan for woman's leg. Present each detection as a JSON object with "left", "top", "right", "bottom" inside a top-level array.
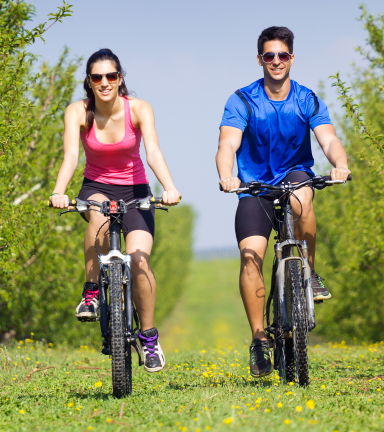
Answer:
[
  {"left": 124, "top": 230, "right": 155, "bottom": 332},
  {"left": 83, "top": 193, "right": 110, "bottom": 282}
]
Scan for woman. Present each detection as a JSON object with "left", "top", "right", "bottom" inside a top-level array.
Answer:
[{"left": 50, "top": 49, "right": 181, "bottom": 372}]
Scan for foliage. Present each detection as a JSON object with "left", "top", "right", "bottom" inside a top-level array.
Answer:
[
  {"left": 0, "top": 339, "right": 383, "bottom": 431},
  {"left": 0, "top": 1, "right": 193, "bottom": 343},
  {"left": 314, "top": 6, "right": 384, "bottom": 341},
  {"left": 152, "top": 205, "right": 194, "bottom": 323}
]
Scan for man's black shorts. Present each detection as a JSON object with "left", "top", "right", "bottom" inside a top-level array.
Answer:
[
  {"left": 235, "top": 171, "right": 314, "bottom": 244},
  {"left": 78, "top": 177, "right": 155, "bottom": 239}
]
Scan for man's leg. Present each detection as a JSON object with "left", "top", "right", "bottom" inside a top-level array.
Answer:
[
  {"left": 239, "top": 235, "right": 268, "bottom": 341},
  {"left": 239, "top": 235, "right": 273, "bottom": 377},
  {"left": 290, "top": 186, "right": 316, "bottom": 267},
  {"left": 290, "top": 186, "right": 331, "bottom": 300}
]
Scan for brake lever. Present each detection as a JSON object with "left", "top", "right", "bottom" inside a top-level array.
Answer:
[
  {"left": 59, "top": 209, "right": 79, "bottom": 216},
  {"left": 155, "top": 205, "right": 169, "bottom": 212}
]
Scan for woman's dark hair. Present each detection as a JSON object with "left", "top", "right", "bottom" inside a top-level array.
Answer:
[
  {"left": 83, "top": 48, "right": 129, "bottom": 131},
  {"left": 257, "top": 26, "right": 294, "bottom": 55}
]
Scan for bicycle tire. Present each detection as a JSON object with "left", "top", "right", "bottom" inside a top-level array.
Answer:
[
  {"left": 284, "top": 256, "right": 295, "bottom": 384},
  {"left": 125, "top": 344, "right": 132, "bottom": 395},
  {"left": 110, "top": 261, "right": 127, "bottom": 398},
  {"left": 288, "top": 260, "right": 309, "bottom": 386},
  {"left": 272, "top": 280, "right": 286, "bottom": 381}
]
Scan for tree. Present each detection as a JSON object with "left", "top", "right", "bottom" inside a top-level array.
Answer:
[{"left": 314, "top": 5, "right": 384, "bottom": 341}]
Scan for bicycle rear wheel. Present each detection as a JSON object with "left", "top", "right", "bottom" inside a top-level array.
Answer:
[
  {"left": 110, "top": 261, "right": 128, "bottom": 398},
  {"left": 288, "top": 260, "right": 309, "bottom": 386}
]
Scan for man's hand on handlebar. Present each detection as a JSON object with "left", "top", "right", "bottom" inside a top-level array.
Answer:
[
  {"left": 219, "top": 177, "right": 241, "bottom": 192},
  {"left": 330, "top": 167, "right": 351, "bottom": 182},
  {"left": 49, "top": 193, "right": 74, "bottom": 210}
]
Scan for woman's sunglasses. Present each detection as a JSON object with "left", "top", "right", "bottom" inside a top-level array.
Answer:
[
  {"left": 260, "top": 52, "right": 292, "bottom": 63},
  {"left": 87, "top": 72, "right": 120, "bottom": 85}
]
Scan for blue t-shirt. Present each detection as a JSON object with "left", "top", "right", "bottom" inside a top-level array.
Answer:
[{"left": 220, "top": 79, "right": 332, "bottom": 196}]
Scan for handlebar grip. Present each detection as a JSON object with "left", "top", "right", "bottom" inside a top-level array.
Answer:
[
  {"left": 239, "top": 182, "right": 248, "bottom": 188},
  {"left": 47, "top": 199, "right": 76, "bottom": 207},
  {"left": 150, "top": 197, "right": 163, "bottom": 204},
  {"left": 323, "top": 174, "right": 352, "bottom": 181}
]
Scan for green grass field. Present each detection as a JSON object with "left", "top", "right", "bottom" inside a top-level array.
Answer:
[{"left": 1, "top": 260, "right": 384, "bottom": 431}]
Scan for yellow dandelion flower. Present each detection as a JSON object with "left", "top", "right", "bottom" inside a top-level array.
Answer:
[
  {"left": 284, "top": 419, "right": 291, "bottom": 425},
  {"left": 205, "top": 427, "right": 211, "bottom": 431},
  {"left": 88, "top": 428, "right": 93, "bottom": 431},
  {"left": 265, "top": 409, "right": 271, "bottom": 413},
  {"left": 19, "top": 410, "right": 25, "bottom": 414},
  {"left": 106, "top": 418, "right": 112, "bottom": 423},
  {"left": 296, "top": 406, "right": 302, "bottom": 412},
  {"left": 321, "top": 385, "right": 325, "bottom": 389},
  {"left": 223, "top": 417, "right": 233, "bottom": 425},
  {"left": 306, "top": 400, "right": 315, "bottom": 409},
  {"left": 94, "top": 382, "right": 103, "bottom": 387},
  {"left": 266, "top": 389, "right": 271, "bottom": 392},
  {"left": 68, "top": 403, "right": 74, "bottom": 407},
  {"left": 289, "top": 382, "right": 294, "bottom": 386},
  {"left": 277, "top": 402, "right": 283, "bottom": 408}
]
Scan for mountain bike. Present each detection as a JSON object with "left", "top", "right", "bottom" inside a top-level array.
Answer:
[
  {"left": 226, "top": 174, "right": 351, "bottom": 386},
  {"left": 48, "top": 195, "right": 167, "bottom": 398}
]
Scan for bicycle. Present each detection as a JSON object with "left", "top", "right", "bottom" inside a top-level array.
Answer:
[
  {"left": 48, "top": 195, "right": 168, "bottom": 398},
  {"left": 225, "top": 174, "right": 351, "bottom": 386}
]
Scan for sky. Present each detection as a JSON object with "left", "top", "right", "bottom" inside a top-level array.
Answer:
[{"left": 29, "top": 0, "right": 383, "bottom": 251}]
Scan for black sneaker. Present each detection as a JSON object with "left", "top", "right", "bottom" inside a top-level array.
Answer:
[
  {"left": 138, "top": 328, "right": 166, "bottom": 373},
  {"left": 249, "top": 338, "right": 273, "bottom": 378},
  {"left": 75, "top": 282, "right": 100, "bottom": 322},
  {"left": 311, "top": 269, "right": 331, "bottom": 300}
]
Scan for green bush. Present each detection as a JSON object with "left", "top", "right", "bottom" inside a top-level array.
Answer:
[{"left": 314, "top": 6, "right": 384, "bottom": 342}]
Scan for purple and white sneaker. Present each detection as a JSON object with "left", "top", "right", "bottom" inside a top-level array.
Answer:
[{"left": 138, "top": 328, "right": 166, "bottom": 372}]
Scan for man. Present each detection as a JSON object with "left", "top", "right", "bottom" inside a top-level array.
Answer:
[{"left": 216, "top": 26, "right": 350, "bottom": 378}]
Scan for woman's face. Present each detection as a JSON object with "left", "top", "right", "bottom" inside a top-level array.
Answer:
[{"left": 87, "top": 60, "right": 123, "bottom": 102}]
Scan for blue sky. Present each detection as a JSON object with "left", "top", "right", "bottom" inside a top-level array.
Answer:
[{"left": 29, "top": 0, "right": 383, "bottom": 251}]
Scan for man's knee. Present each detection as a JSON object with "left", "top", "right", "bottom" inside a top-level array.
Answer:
[{"left": 291, "top": 189, "right": 313, "bottom": 217}]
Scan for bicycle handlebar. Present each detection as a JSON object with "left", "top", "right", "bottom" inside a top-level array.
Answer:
[
  {"left": 220, "top": 174, "right": 352, "bottom": 194},
  {"left": 47, "top": 196, "right": 168, "bottom": 215}
]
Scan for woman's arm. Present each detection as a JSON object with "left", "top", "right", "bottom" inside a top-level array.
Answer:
[
  {"left": 50, "top": 102, "right": 82, "bottom": 208},
  {"left": 135, "top": 100, "right": 181, "bottom": 205}
]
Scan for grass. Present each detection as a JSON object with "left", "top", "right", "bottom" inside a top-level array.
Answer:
[{"left": 1, "top": 259, "right": 384, "bottom": 431}]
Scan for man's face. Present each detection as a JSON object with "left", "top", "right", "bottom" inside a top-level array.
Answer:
[{"left": 257, "top": 40, "right": 294, "bottom": 82}]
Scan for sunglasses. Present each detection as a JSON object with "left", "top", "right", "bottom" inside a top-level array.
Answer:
[
  {"left": 87, "top": 72, "right": 120, "bottom": 85},
  {"left": 260, "top": 52, "right": 292, "bottom": 63}
]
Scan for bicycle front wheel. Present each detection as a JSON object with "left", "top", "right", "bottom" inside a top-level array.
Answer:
[
  {"left": 288, "top": 260, "right": 309, "bottom": 386},
  {"left": 110, "top": 261, "right": 128, "bottom": 398}
]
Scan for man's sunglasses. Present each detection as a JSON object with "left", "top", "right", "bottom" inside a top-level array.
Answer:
[
  {"left": 260, "top": 52, "right": 292, "bottom": 63},
  {"left": 87, "top": 72, "right": 120, "bottom": 85}
]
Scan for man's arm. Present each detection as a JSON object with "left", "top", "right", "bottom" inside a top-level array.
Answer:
[
  {"left": 313, "top": 124, "right": 351, "bottom": 181},
  {"left": 216, "top": 126, "right": 243, "bottom": 191}
]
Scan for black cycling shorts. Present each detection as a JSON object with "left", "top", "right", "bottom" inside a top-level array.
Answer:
[
  {"left": 77, "top": 177, "right": 155, "bottom": 239},
  {"left": 235, "top": 171, "right": 314, "bottom": 244}
]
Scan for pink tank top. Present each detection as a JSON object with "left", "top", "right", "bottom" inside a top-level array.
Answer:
[{"left": 80, "top": 96, "right": 149, "bottom": 185}]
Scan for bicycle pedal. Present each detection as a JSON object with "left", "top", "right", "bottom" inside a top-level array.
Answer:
[
  {"left": 76, "top": 315, "right": 98, "bottom": 322},
  {"left": 314, "top": 300, "right": 323, "bottom": 304}
]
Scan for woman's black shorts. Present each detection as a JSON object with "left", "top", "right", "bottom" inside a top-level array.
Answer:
[
  {"left": 235, "top": 171, "right": 314, "bottom": 244},
  {"left": 78, "top": 177, "right": 155, "bottom": 239}
]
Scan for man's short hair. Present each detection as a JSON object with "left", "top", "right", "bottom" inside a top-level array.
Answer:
[{"left": 257, "top": 27, "right": 294, "bottom": 54}]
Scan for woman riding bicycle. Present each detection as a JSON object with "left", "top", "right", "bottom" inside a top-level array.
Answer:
[{"left": 49, "top": 49, "right": 181, "bottom": 373}]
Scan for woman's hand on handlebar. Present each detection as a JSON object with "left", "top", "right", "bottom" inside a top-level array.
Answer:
[
  {"left": 162, "top": 190, "right": 182, "bottom": 206},
  {"left": 219, "top": 177, "right": 241, "bottom": 192},
  {"left": 49, "top": 193, "right": 74, "bottom": 210},
  {"left": 330, "top": 167, "right": 351, "bottom": 181}
]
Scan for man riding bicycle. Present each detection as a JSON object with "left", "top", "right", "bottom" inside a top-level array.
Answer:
[{"left": 216, "top": 26, "right": 350, "bottom": 378}]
